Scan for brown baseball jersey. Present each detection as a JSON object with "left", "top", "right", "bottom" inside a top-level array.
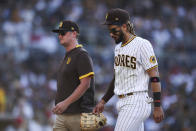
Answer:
[{"left": 55, "top": 45, "right": 95, "bottom": 113}]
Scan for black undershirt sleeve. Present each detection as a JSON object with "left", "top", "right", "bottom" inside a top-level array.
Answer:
[{"left": 102, "top": 76, "right": 115, "bottom": 103}]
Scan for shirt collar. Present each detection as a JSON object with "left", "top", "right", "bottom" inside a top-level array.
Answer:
[{"left": 121, "top": 35, "right": 136, "bottom": 47}]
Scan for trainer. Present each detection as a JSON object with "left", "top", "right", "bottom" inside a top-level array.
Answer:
[{"left": 52, "top": 20, "right": 95, "bottom": 131}]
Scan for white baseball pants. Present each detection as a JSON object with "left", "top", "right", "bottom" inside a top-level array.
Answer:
[{"left": 114, "top": 92, "right": 151, "bottom": 131}]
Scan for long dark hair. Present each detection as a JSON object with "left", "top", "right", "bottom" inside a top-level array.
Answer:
[{"left": 127, "top": 21, "right": 135, "bottom": 35}]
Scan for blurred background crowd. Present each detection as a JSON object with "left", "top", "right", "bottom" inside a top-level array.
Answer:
[{"left": 0, "top": 0, "right": 195, "bottom": 131}]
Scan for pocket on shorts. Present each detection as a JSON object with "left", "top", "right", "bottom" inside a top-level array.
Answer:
[{"left": 116, "top": 99, "right": 126, "bottom": 112}]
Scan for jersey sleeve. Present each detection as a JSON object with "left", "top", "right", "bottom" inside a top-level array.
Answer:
[
  {"left": 76, "top": 51, "right": 94, "bottom": 80},
  {"left": 140, "top": 40, "right": 158, "bottom": 71}
]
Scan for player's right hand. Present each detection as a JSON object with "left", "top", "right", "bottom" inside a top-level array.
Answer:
[
  {"left": 153, "top": 106, "right": 164, "bottom": 123},
  {"left": 93, "top": 99, "right": 105, "bottom": 113}
]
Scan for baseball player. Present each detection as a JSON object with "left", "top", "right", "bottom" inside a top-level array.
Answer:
[{"left": 93, "top": 8, "right": 164, "bottom": 131}]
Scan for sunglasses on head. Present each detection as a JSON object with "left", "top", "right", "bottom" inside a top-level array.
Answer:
[{"left": 58, "top": 30, "right": 69, "bottom": 36}]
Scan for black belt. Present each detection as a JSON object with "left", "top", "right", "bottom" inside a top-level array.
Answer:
[
  {"left": 118, "top": 90, "right": 148, "bottom": 98},
  {"left": 118, "top": 92, "right": 133, "bottom": 98}
]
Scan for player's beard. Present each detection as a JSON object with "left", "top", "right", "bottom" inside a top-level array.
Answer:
[{"left": 115, "top": 30, "right": 124, "bottom": 44}]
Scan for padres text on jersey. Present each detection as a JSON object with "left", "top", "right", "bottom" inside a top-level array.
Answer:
[{"left": 114, "top": 36, "right": 158, "bottom": 95}]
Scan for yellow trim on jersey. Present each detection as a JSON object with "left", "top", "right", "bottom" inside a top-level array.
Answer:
[
  {"left": 79, "top": 72, "right": 94, "bottom": 80},
  {"left": 76, "top": 44, "right": 83, "bottom": 48},
  {"left": 146, "top": 65, "right": 158, "bottom": 71},
  {"left": 121, "top": 35, "right": 136, "bottom": 47},
  {"left": 66, "top": 57, "right": 71, "bottom": 64}
]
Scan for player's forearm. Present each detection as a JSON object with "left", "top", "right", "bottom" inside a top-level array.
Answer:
[
  {"left": 65, "top": 78, "right": 91, "bottom": 105},
  {"left": 102, "top": 77, "right": 115, "bottom": 103},
  {"left": 151, "top": 83, "right": 161, "bottom": 92},
  {"left": 151, "top": 82, "right": 162, "bottom": 107},
  {"left": 147, "top": 68, "right": 162, "bottom": 107},
  {"left": 148, "top": 68, "right": 161, "bottom": 92}
]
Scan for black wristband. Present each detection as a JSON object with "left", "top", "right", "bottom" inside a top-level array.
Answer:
[
  {"left": 153, "top": 92, "right": 161, "bottom": 107},
  {"left": 150, "top": 77, "right": 160, "bottom": 82}
]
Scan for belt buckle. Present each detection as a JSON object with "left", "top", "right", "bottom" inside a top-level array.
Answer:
[
  {"left": 124, "top": 94, "right": 128, "bottom": 97},
  {"left": 119, "top": 94, "right": 127, "bottom": 98}
]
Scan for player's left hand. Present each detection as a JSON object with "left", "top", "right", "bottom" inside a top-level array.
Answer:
[
  {"left": 52, "top": 100, "right": 70, "bottom": 114},
  {"left": 153, "top": 106, "right": 164, "bottom": 123}
]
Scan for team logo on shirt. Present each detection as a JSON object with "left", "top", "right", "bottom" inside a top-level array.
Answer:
[
  {"left": 71, "top": 27, "right": 75, "bottom": 31},
  {"left": 105, "top": 13, "right": 108, "bottom": 20},
  {"left": 115, "top": 54, "right": 136, "bottom": 69},
  {"left": 59, "top": 21, "right": 63, "bottom": 28},
  {"left": 150, "top": 56, "right": 156, "bottom": 64},
  {"left": 66, "top": 57, "right": 71, "bottom": 64}
]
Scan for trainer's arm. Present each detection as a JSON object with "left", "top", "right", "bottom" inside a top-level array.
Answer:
[
  {"left": 66, "top": 76, "right": 92, "bottom": 104},
  {"left": 52, "top": 76, "right": 92, "bottom": 114}
]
